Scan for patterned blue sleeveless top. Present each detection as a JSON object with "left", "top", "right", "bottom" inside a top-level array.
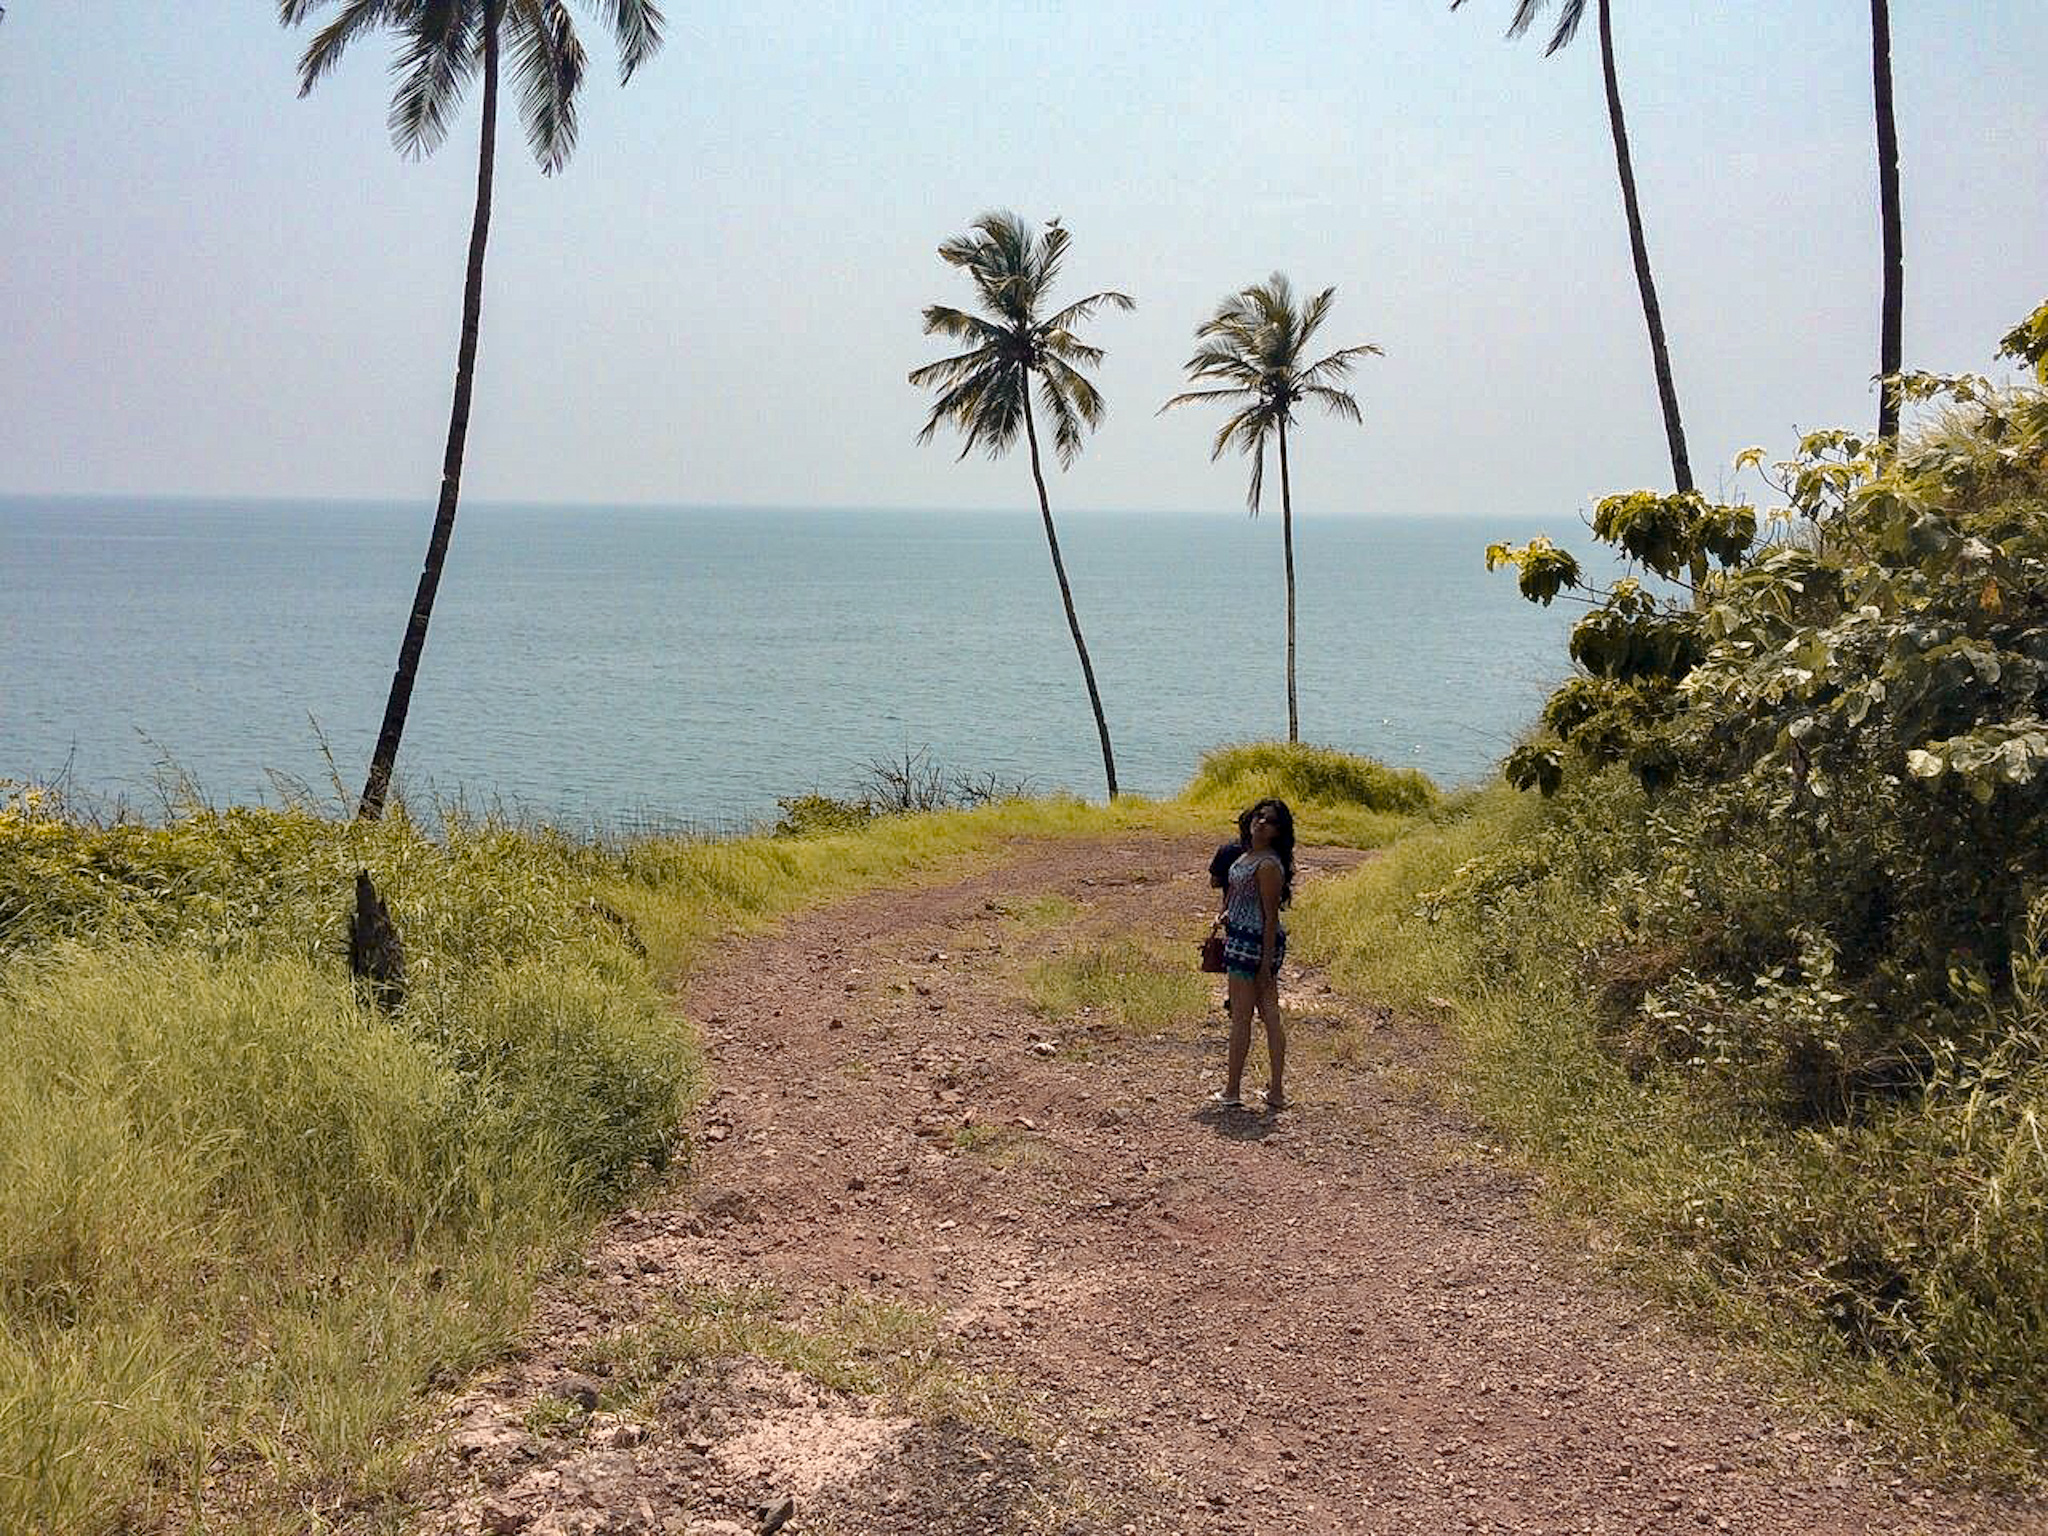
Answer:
[{"left": 1224, "top": 851, "right": 1285, "bottom": 936}]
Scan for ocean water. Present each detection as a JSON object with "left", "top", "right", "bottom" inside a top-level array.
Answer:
[{"left": 3, "top": 497, "right": 1592, "bottom": 829}]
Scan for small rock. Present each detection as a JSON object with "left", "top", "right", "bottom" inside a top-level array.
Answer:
[
  {"left": 450, "top": 1420, "right": 532, "bottom": 1461},
  {"left": 758, "top": 1494, "right": 796, "bottom": 1535},
  {"left": 548, "top": 1373, "right": 601, "bottom": 1414},
  {"left": 478, "top": 1497, "right": 528, "bottom": 1534},
  {"left": 587, "top": 1412, "right": 650, "bottom": 1449},
  {"left": 847, "top": 1175, "right": 866, "bottom": 1192}
]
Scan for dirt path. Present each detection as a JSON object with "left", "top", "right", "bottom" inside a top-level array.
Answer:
[{"left": 417, "top": 833, "right": 2038, "bottom": 1536}]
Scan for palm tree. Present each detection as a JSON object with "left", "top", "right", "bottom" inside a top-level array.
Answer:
[
  {"left": 910, "top": 213, "right": 1133, "bottom": 800},
  {"left": 1871, "top": 0, "right": 1904, "bottom": 443},
  {"left": 1451, "top": 0, "right": 1693, "bottom": 498},
  {"left": 1161, "top": 276, "right": 1380, "bottom": 743},
  {"left": 279, "top": 0, "right": 665, "bottom": 819}
]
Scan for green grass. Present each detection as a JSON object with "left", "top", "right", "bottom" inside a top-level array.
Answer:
[
  {"left": 1295, "top": 785, "right": 2045, "bottom": 1485},
  {"left": 1026, "top": 938, "right": 1210, "bottom": 1038},
  {"left": 1183, "top": 740, "right": 1438, "bottom": 847},
  {"left": 0, "top": 746, "right": 1422, "bottom": 1532}
]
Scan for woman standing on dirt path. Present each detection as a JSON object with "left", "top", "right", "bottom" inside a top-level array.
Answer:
[{"left": 1212, "top": 798, "right": 1293, "bottom": 1112}]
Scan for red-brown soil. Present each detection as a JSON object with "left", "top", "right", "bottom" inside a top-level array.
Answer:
[{"left": 415, "top": 833, "right": 2041, "bottom": 1536}]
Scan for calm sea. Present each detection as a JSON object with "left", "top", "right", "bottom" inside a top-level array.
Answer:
[{"left": 2, "top": 497, "right": 1591, "bottom": 830}]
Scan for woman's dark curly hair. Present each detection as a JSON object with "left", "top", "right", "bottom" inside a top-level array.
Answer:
[{"left": 1245, "top": 797, "right": 1296, "bottom": 905}]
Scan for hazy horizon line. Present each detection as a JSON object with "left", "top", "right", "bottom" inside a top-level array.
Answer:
[{"left": 1, "top": 488, "right": 1563, "bottom": 523}]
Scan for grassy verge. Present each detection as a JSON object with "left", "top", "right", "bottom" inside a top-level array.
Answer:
[
  {"left": 1295, "top": 783, "right": 2044, "bottom": 1485},
  {"left": 0, "top": 743, "right": 1423, "bottom": 1532},
  {"left": 1026, "top": 938, "right": 1209, "bottom": 1042}
]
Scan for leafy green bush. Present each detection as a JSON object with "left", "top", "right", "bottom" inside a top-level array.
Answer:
[
  {"left": 1390, "top": 301, "right": 2048, "bottom": 1472},
  {"left": 772, "top": 792, "right": 877, "bottom": 837},
  {"left": 1484, "top": 299, "right": 2048, "bottom": 1092}
]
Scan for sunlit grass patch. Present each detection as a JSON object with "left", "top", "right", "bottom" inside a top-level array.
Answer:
[
  {"left": 1183, "top": 740, "right": 1436, "bottom": 848},
  {"left": 1026, "top": 938, "right": 1209, "bottom": 1038},
  {"left": 1000, "top": 893, "right": 1084, "bottom": 930}
]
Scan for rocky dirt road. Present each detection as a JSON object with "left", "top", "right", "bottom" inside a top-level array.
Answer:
[{"left": 418, "top": 833, "right": 2039, "bottom": 1536}]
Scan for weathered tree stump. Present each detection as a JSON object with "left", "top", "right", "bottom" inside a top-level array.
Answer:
[{"left": 348, "top": 869, "right": 406, "bottom": 1010}]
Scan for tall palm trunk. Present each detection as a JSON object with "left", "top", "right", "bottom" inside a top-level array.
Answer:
[
  {"left": 1277, "top": 414, "right": 1298, "bottom": 743},
  {"left": 358, "top": 3, "right": 500, "bottom": 819},
  {"left": 1871, "top": 0, "right": 1904, "bottom": 443},
  {"left": 1596, "top": 0, "right": 1692, "bottom": 501},
  {"left": 1022, "top": 389, "right": 1118, "bottom": 800}
]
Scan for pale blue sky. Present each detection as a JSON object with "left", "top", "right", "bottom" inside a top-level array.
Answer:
[{"left": 2, "top": 2, "right": 2042, "bottom": 517}]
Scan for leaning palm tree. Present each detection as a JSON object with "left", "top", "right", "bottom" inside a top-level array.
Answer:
[
  {"left": 909, "top": 212, "right": 1133, "bottom": 800},
  {"left": 1161, "top": 276, "right": 1379, "bottom": 743},
  {"left": 1870, "top": 0, "right": 1904, "bottom": 442},
  {"left": 279, "top": 0, "right": 665, "bottom": 819},
  {"left": 1451, "top": 0, "right": 1693, "bottom": 498}
]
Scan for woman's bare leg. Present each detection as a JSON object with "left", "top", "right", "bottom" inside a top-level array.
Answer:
[
  {"left": 1224, "top": 974, "right": 1255, "bottom": 1100},
  {"left": 1257, "top": 970, "right": 1286, "bottom": 1107}
]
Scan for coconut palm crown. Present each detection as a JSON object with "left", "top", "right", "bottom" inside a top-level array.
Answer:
[
  {"left": 909, "top": 212, "right": 1133, "bottom": 799},
  {"left": 1162, "top": 274, "right": 1380, "bottom": 513},
  {"left": 279, "top": 0, "right": 664, "bottom": 172},
  {"left": 911, "top": 212, "right": 1135, "bottom": 469}
]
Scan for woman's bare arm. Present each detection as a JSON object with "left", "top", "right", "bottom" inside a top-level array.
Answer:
[{"left": 1257, "top": 857, "right": 1283, "bottom": 970}]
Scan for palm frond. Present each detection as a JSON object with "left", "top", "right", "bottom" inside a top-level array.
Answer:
[
  {"left": 1210, "top": 401, "right": 1274, "bottom": 462},
  {"left": 1303, "top": 385, "right": 1364, "bottom": 425},
  {"left": 1038, "top": 371, "right": 1088, "bottom": 469},
  {"left": 291, "top": 0, "right": 396, "bottom": 96},
  {"left": 387, "top": 0, "right": 480, "bottom": 160},
  {"left": 577, "top": 0, "right": 664, "bottom": 80},
  {"left": 919, "top": 305, "right": 1005, "bottom": 344},
  {"left": 1298, "top": 342, "right": 1384, "bottom": 386},
  {"left": 1296, "top": 285, "right": 1337, "bottom": 351},
  {"left": 1533, "top": 0, "right": 1588, "bottom": 55},
  {"left": 907, "top": 343, "right": 1001, "bottom": 389},
  {"left": 1044, "top": 356, "right": 1106, "bottom": 429},
  {"left": 959, "top": 367, "right": 1026, "bottom": 461},
  {"left": 1183, "top": 340, "right": 1261, "bottom": 385},
  {"left": 1042, "top": 289, "right": 1136, "bottom": 332},
  {"left": 509, "top": 0, "right": 585, "bottom": 173},
  {"left": 915, "top": 360, "right": 999, "bottom": 451},
  {"left": 1451, "top": 0, "right": 1588, "bottom": 56},
  {"left": 1159, "top": 384, "right": 1257, "bottom": 415},
  {"left": 1038, "top": 328, "right": 1104, "bottom": 369}
]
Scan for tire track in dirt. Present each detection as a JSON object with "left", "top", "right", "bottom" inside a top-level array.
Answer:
[{"left": 417, "top": 832, "right": 2039, "bottom": 1536}]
